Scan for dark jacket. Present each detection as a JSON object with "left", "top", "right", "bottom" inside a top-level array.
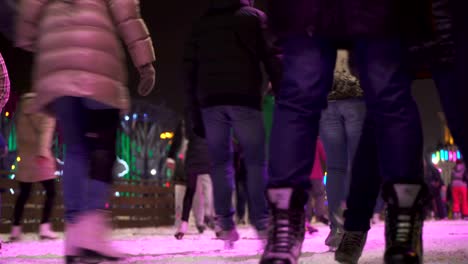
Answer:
[
  {"left": 167, "top": 113, "right": 211, "bottom": 178},
  {"left": 266, "top": 0, "right": 433, "bottom": 40},
  {"left": 183, "top": 0, "right": 282, "bottom": 110},
  {"left": 411, "top": 0, "right": 455, "bottom": 75}
]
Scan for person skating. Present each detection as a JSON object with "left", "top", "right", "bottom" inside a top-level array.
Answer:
[
  {"left": 335, "top": 1, "right": 454, "bottom": 263},
  {"left": 183, "top": 0, "right": 282, "bottom": 249},
  {"left": 15, "top": 0, "right": 156, "bottom": 262},
  {"left": 305, "top": 139, "right": 327, "bottom": 235},
  {"left": 319, "top": 50, "right": 366, "bottom": 250},
  {"left": 10, "top": 94, "right": 58, "bottom": 242},
  {"left": 263, "top": 0, "right": 432, "bottom": 263},
  {"left": 171, "top": 115, "right": 215, "bottom": 240}
]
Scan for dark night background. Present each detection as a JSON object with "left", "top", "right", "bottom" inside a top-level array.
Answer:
[{"left": 0, "top": 0, "right": 443, "bottom": 152}]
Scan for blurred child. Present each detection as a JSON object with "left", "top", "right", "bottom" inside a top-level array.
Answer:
[{"left": 451, "top": 160, "right": 468, "bottom": 219}]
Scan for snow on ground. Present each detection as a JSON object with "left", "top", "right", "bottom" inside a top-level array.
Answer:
[{"left": 1, "top": 220, "right": 468, "bottom": 263}]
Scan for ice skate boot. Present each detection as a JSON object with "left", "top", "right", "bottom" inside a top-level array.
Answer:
[
  {"left": 383, "top": 183, "right": 428, "bottom": 264},
  {"left": 218, "top": 229, "right": 240, "bottom": 249},
  {"left": 76, "top": 210, "right": 125, "bottom": 262},
  {"left": 325, "top": 227, "right": 344, "bottom": 252},
  {"left": 260, "top": 188, "right": 308, "bottom": 264},
  {"left": 335, "top": 231, "right": 368, "bottom": 264},
  {"left": 9, "top": 226, "right": 22, "bottom": 242},
  {"left": 39, "top": 223, "right": 59, "bottom": 240},
  {"left": 174, "top": 221, "right": 188, "bottom": 240},
  {"left": 305, "top": 222, "right": 318, "bottom": 234}
]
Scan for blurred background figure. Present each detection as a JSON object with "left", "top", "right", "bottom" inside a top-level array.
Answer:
[
  {"left": 171, "top": 116, "right": 215, "bottom": 240},
  {"left": 424, "top": 155, "right": 447, "bottom": 220},
  {"left": 319, "top": 50, "right": 366, "bottom": 251},
  {"left": 15, "top": 0, "right": 156, "bottom": 262},
  {"left": 451, "top": 160, "right": 468, "bottom": 220},
  {"left": 10, "top": 94, "right": 58, "bottom": 242},
  {"left": 305, "top": 138, "right": 328, "bottom": 234}
]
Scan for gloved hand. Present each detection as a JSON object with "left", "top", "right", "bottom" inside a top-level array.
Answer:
[{"left": 137, "top": 63, "right": 156, "bottom": 96}]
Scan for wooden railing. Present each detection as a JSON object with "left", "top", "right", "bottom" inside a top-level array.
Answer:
[{"left": 0, "top": 177, "right": 174, "bottom": 233}]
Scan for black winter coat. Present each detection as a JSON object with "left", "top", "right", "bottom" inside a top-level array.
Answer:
[
  {"left": 167, "top": 113, "right": 211, "bottom": 179},
  {"left": 411, "top": 0, "right": 455, "bottom": 75},
  {"left": 266, "top": 0, "right": 433, "bottom": 40},
  {"left": 183, "top": 0, "right": 282, "bottom": 110}
]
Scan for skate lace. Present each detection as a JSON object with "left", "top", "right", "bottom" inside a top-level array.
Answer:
[
  {"left": 268, "top": 209, "right": 302, "bottom": 253},
  {"left": 390, "top": 211, "right": 416, "bottom": 246},
  {"left": 340, "top": 232, "right": 364, "bottom": 253}
]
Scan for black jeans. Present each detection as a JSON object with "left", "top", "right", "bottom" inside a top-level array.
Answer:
[{"left": 13, "top": 179, "right": 56, "bottom": 225}]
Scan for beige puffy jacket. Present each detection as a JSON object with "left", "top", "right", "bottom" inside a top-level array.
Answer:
[
  {"left": 16, "top": 0, "right": 155, "bottom": 113},
  {"left": 15, "top": 94, "right": 57, "bottom": 183}
]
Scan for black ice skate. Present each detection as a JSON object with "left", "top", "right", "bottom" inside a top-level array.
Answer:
[
  {"left": 335, "top": 231, "right": 368, "bottom": 264},
  {"left": 383, "top": 183, "right": 428, "bottom": 264},
  {"left": 218, "top": 228, "right": 240, "bottom": 249},
  {"left": 260, "top": 188, "right": 308, "bottom": 264}
]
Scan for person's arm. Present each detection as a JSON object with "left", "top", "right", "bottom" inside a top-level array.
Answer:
[
  {"left": 108, "top": 0, "right": 156, "bottom": 96},
  {"left": 0, "top": 53, "right": 10, "bottom": 111},
  {"left": 256, "top": 11, "right": 282, "bottom": 94},
  {"left": 36, "top": 113, "right": 56, "bottom": 158},
  {"left": 108, "top": 0, "right": 155, "bottom": 68},
  {"left": 15, "top": 0, "right": 48, "bottom": 51}
]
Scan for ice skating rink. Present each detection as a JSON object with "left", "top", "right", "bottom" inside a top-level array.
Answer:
[{"left": 1, "top": 220, "right": 468, "bottom": 263}]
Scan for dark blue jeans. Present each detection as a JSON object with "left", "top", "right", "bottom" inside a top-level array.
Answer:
[
  {"left": 54, "top": 97, "right": 117, "bottom": 223},
  {"left": 202, "top": 105, "right": 269, "bottom": 231},
  {"left": 319, "top": 98, "right": 366, "bottom": 229},
  {"left": 269, "top": 35, "right": 423, "bottom": 192}
]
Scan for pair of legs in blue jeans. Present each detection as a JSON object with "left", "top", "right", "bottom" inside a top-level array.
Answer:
[
  {"left": 54, "top": 97, "right": 119, "bottom": 223},
  {"left": 202, "top": 105, "right": 269, "bottom": 232},
  {"left": 269, "top": 35, "right": 423, "bottom": 196},
  {"left": 319, "top": 98, "right": 365, "bottom": 229}
]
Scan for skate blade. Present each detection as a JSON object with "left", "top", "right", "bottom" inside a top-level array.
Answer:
[
  {"left": 40, "top": 235, "right": 59, "bottom": 241},
  {"left": 79, "top": 249, "right": 123, "bottom": 262}
]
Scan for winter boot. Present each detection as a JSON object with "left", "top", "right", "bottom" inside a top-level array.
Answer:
[
  {"left": 218, "top": 228, "right": 240, "bottom": 249},
  {"left": 383, "top": 183, "right": 428, "bottom": 264},
  {"left": 76, "top": 210, "right": 125, "bottom": 261},
  {"left": 260, "top": 188, "right": 308, "bottom": 264},
  {"left": 39, "top": 223, "right": 59, "bottom": 240},
  {"left": 335, "top": 231, "right": 368, "bottom": 264},
  {"left": 9, "top": 225, "right": 22, "bottom": 242},
  {"left": 174, "top": 221, "right": 188, "bottom": 240}
]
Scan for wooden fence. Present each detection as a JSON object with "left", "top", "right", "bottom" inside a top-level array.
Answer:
[{"left": 0, "top": 177, "right": 174, "bottom": 233}]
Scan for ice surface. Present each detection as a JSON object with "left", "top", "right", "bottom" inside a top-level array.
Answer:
[{"left": 1, "top": 220, "right": 468, "bottom": 263}]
